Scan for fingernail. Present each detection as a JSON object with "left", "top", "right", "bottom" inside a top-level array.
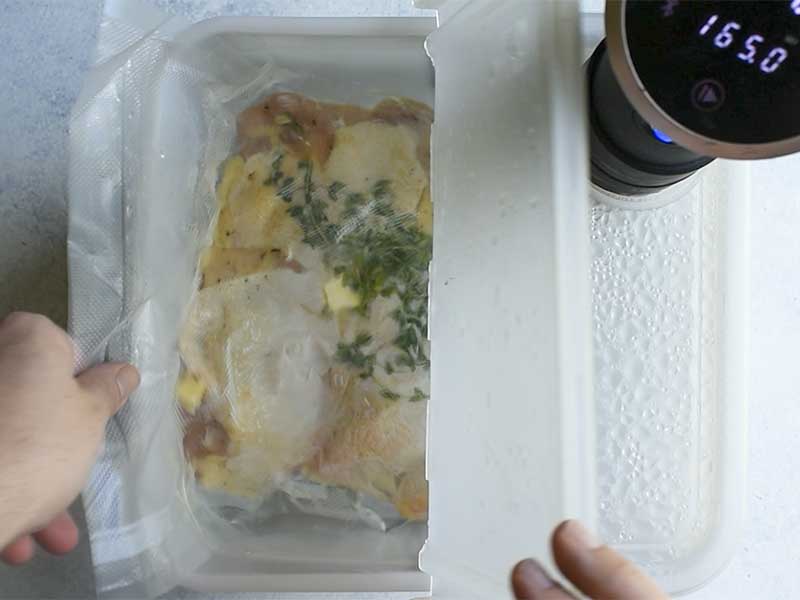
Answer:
[
  {"left": 561, "top": 520, "right": 600, "bottom": 550},
  {"left": 115, "top": 365, "right": 140, "bottom": 402},
  {"left": 515, "top": 559, "right": 556, "bottom": 591}
]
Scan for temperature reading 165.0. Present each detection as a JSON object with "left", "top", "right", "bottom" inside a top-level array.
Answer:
[{"left": 698, "top": 14, "right": 790, "bottom": 74}]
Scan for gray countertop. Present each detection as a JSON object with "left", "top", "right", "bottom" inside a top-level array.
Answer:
[{"left": 4, "top": 2, "right": 800, "bottom": 600}]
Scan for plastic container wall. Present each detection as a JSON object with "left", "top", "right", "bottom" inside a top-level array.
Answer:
[
  {"left": 71, "top": 2, "right": 595, "bottom": 596},
  {"left": 421, "top": 1, "right": 594, "bottom": 598}
]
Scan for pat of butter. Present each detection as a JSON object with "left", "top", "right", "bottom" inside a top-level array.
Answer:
[
  {"left": 176, "top": 374, "right": 206, "bottom": 414},
  {"left": 194, "top": 455, "right": 230, "bottom": 489},
  {"left": 217, "top": 156, "right": 245, "bottom": 206},
  {"left": 324, "top": 275, "right": 360, "bottom": 312}
]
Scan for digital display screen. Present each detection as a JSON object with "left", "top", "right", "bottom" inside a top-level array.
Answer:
[{"left": 625, "top": 0, "right": 800, "bottom": 144}]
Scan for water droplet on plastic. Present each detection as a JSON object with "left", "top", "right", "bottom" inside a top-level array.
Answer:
[{"left": 506, "top": 20, "right": 530, "bottom": 60}]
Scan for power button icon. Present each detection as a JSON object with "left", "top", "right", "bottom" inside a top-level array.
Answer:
[{"left": 691, "top": 79, "right": 726, "bottom": 112}]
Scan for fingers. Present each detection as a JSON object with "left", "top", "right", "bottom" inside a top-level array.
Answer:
[
  {"left": 0, "top": 513, "right": 81, "bottom": 565},
  {"left": 552, "top": 520, "right": 669, "bottom": 600},
  {"left": 1, "top": 535, "right": 35, "bottom": 565},
  {"left": 0, "top": 312, "right": 58, "bottom": 335},
  {"left": 0, "top": 312, "right": 74, "bottom": 365},
  {"left": 32, "top": 512, "right": 79, "bottom": 556},
  {"left": 76, "top": 362, "right": 140, "bottom": 416},
  {"left": 512, "top": 559, "right": 576, "bottom": 600}
]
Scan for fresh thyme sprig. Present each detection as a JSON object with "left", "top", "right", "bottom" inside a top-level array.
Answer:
[{"left": 274, "top": 152, "right": 432, "bottom": 385}]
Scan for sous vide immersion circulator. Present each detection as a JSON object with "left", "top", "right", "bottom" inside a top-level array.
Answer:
[{"left": 589, "top": 0, "right": 800, "bottom": 196}]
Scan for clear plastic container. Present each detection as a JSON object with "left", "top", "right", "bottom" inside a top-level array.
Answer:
[
  {"left": 74, "top": 1, "right": 750, "bottom": 598},
  {"left": 167, "top": 3, "right": 594, "bottom": 597},
  {"left": 69, "top": 1, "right": 594, "bottom": 597}
]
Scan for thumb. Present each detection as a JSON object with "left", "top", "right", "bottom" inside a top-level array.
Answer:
[
  {"left": 552, "top": 520, "right": 668, "bottom": 600},
  {"left": 76, "top": 363, "right": 140, "bottom": 417}
]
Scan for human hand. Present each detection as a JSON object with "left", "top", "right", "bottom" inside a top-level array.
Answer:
[
  {"left": 512, "top": 520, "right": 669, "bottom": 599},
  {"left": 0, "top": 312, "right": 139, "bottom": 565}
]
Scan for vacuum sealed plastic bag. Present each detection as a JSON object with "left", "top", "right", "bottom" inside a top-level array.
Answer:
[
  {"left": 179, "top": 92, "right": 432, "bottom": 524},
  {"left": 68, "top": 1, "right": 434, "bottom": 597}
]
